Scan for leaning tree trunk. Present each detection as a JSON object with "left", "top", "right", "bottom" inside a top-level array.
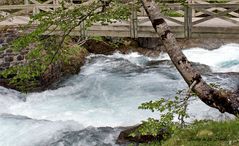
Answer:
[{"left": 141, "top": 0, "right": 239, "bottom": 116}]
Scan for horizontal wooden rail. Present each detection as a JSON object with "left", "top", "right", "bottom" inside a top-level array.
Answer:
[{"left": 190, "top": 4, "right": 239, "bottom": 8}]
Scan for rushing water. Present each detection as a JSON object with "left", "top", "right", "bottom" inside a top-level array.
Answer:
[{"left": 0, "top": 44, "right": 239, "bottom": 146}]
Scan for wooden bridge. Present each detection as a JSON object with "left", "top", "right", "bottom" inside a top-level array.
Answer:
[{"left": 0, "top": 0, "right": 239, "bottom": 39}]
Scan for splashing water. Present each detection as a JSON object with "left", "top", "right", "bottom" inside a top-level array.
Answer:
[
  {"left": 160, "top": 43, "right": 239, "bottom": 72},
  {"left": 0, "top": 44, "right": 238, "bottom": 145}
]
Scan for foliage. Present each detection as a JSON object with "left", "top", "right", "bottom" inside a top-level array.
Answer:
[
  {"left": 0, "top": 62, "right": 43, "bottom": 91},
  {"left": 131, "top": 89, "right": 194, "bottom": 143}
]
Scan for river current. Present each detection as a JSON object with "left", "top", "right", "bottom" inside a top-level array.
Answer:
[{"left": 0, "top": 44, "right": 239, "bottom": 146}]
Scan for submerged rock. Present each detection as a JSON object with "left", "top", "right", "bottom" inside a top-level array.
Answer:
[
  {"left": 50, "top": 127, "right": 125, "bottom": 146},
  {"left": 191, "top": 62, "right": 212, "bottom": 74}
]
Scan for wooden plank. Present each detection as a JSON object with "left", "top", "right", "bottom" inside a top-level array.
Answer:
[
  {"left": 0, "top": 5, "right": 58, "bottom": 10},
  {"left": 190, "top": 4, "right": 239, "bottom": 9},
  {"left": 192, "top": 26, "right": 239, "bottom": 33},
  {"left": 191, "top": 33, "right": 239, "bottom": 39},
  {"left": 194, "top": 0, "right": 239, "bottom": 4},
  {"left": 138, "top": 26, "right": 184, "bottom": 32},
  {"left": 0, "top": 10, "right": 29, "bottom": 22}
]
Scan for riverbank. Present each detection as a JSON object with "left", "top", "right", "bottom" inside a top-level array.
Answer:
[
  {"left": 117, "top": 119, "right": 239, "bottom": 145},
  {"left": 162, "top": 119, "right": 239, "bottom": 146}
]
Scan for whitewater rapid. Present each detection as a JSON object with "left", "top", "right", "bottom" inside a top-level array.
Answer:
[{"left": 0, "top": 43, "right": 239, "bottom": 146}]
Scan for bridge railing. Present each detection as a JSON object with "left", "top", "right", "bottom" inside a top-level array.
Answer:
[
  {"left": 0, "top": 0, "right": 239, "bottom": 38},
  {"left": 136, "top": 0, "right": 239, "bottom": 38},
  {"left": 187, "top": 1, "right": 239, "bottom": 38}
]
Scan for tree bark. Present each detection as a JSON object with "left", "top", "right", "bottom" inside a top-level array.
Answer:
[{"left": 140, "top": 0, "right": 239, "bottom": 116}]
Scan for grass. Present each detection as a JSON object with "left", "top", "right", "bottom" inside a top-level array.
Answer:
[{"left": 161, "top": 120, "right": 239, "bottom": 146}]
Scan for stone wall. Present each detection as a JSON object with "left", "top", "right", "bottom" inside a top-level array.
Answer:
[
  {"left": 0, "top": 27, "right": 19, "bottom": 48},
  {"left": 0, "top": 49, "right": 28, "bottom": 71},
  {"left": 0, "top": 27, "right": 28, "bottom": 71}
]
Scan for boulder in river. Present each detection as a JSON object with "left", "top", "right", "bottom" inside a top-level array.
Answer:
[{"left": 116, "top": 125, "right": 168, "bottom": 144}]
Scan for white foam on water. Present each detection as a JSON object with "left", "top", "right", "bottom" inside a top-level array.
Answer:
[
  {"left": 7, "top": 73, "right": 169, "bottom": 127},
  {"left": 0, "top": 44, "right": 238, "bottom": 145},
  {"left": 93, "top": 43, "right": 239, "bottom": 73},
  {"left": 160, "top": 43, "right": 239, "bottom": 72},
  {"left": 0, "top": 114, "right": 82, "bottom": 146},
  {"left": 0, "top": 87, "right": 24, "bottom": 113}
]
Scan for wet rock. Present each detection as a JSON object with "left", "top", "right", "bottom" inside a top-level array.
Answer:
[
  {"left": 16, "top": 55, "right": 24, "bottom": 61},
  {"left": 1, "top": 62, "right": 10, "bottom": 68},
  {"left": 50, "top": 127, "right": 125, "bottom": 146},
  {"left": 84, "top": 39, "right": 117, "bottom": 55},
  {"left": 0, "top": 39, "right": 4, "bottom": 44},
  {"left": 116, "top": 125, "right": 167, "bottom": 144},
  {"left": 0, "top": 53, "right": 4, "bottom": 58},
  {"left": 4, "top": 56, "right": 14, "bottom": 62},
  {"left": 178, "top": 38, "right": 239, "bottom": 50},
  {"left": 6, "top": 37, "right": 14, "bottom": 43},
  {"left": 83, "top": 38, "right": 161, "bottom": 57},
  {"left": 61, "top": 47, "right": 89, "bottom": 75},
  {"left": 2, "top": 43, "right": 8, "bottom": 47},
  {"left": 206, "top": 72, "right": 239, "bottom": 91},
  {"left": 138, "top": 37, "right": 163, "bottom": 50},
  {"left": 4, "top": 49, "right": 13, "bottom": 53},
  {"left": 20, "top": 50, "right": 29, "bottom": 55},
  {"left": 146, "top": 60, "right": 173, "bottom": 67},
  {"left": 191, "top": 62, "right": 212, "bottom": 74}
]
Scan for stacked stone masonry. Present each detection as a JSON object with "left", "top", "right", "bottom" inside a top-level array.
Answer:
[{"left": 0, "top": 27, "right": 28, "bottom": 71}]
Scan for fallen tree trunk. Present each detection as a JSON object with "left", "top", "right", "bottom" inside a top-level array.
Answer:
[{"left": 140, "top": 0, "right": 239, "bottom": 116}]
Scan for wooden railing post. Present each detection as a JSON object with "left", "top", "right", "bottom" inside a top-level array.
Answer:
[
  {"left": 189, "top": 0, "right": 195, "bottom": 17},
  {"left": 130, "top": 0, "right": 138, "bottom": 38},
  {"left": 24, "top": 0, "right": 29, "bottom": 14},
  {"left": 24, "top": 0, "right": 29, "bottom": 5},
  {"left": 53, "top": 0, "right": 59, "bottom": 10},
  {"left": 80, "top": 21, "right": 86, "bottom": 38},
  {"left": 184, "top": 5, "right": 188, "bottom": 39},
  {"left": 188, "top": 5, "right": 192, "bottom": 39},
  {"left": 53, "top": 0, "right": 59, "bottom": 5},
  {"left": 184, "top": 3, "right": 192, "bottom": 39}
]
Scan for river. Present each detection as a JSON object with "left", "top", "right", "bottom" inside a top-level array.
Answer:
[{"left": 0, "top": 43, "right": 239, "bottom": 146}]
